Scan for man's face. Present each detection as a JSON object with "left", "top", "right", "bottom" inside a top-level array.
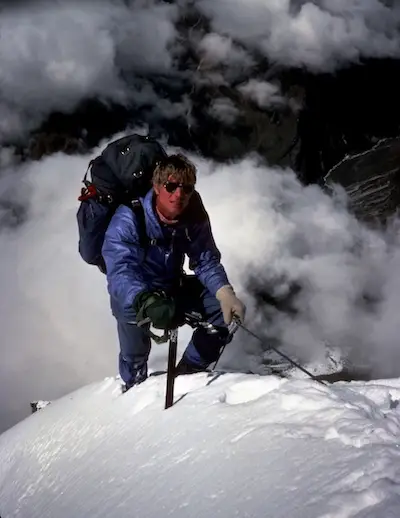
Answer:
[{"left": 154, "top": 174, "right": 195, "bottom": 219}]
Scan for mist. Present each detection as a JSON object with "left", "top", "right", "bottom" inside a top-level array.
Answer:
[{"left": 1, "top": 136, "right": 400, "bottom": 432}]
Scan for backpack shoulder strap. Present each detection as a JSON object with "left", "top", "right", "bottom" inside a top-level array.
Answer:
[
  {"left": 129, "top": 199, "right": 169, "bottom": 254},
  {"left": 130, "top": 199, "right": 149, "bottom": 250}
]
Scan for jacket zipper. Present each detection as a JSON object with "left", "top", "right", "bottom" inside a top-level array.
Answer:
[{"left": 165, "top": 229, "right": 176, "bottom": 263}]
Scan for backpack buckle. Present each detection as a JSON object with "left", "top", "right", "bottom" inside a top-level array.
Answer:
[
  {"left": 78, "top": 184, "right": 97, "bottom": 201},
  {"left": 130, "top": 198, "right": 141, "bottom": 209}
]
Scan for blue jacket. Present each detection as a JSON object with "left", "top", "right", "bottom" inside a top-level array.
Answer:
[{"left": 102, "top": 189, "right": 229, "bottom": 321}]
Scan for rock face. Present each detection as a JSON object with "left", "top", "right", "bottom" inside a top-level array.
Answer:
[
  {"left": 293, "top": 59, "right": 400, "bottom": 185},
  {"left": 27, "top": 133, "right": 87, "bottom": 161},
  {"left": 325, "top": 137, "right": 400, "bottom": 224}
]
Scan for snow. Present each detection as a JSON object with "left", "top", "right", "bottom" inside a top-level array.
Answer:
[{"left": 2, "top": 369, "right": 400, "bottom": 518}]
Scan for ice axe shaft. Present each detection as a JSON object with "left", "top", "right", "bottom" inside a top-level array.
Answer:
[
  {"left": 236, "top": 320, "right": 328, "bottom": 386},
  {"left": 138, "top": 312, "right": 241, "bottom": 408},
  {"left": 138, "top": 312, "right": 227, "bottom": 409},
  {"left": 165, "top": 328, "right": 178, "bottom": 409},
  {"left": 210, "top": 316, "right": 240, "bottom": 371}
]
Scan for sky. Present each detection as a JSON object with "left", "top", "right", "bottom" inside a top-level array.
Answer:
[
  {"left": 2, "top": 371, "right": 400, "bottom": 517},
  {"left": 1, "top": 0, "right": 400, "bottom": 434}
]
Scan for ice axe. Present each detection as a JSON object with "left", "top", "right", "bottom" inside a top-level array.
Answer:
[
  {"left": 137, "top": 316, "right": 178, "bottom": 409},
  {"left": 234, "top": 318, "right": 329, "bottom": 386},
  {"left": 137, "top": 311, "right": 239, "bottom": 409},
  {"left": 181, "top": 311, "right": 239, "bottom": 373}
]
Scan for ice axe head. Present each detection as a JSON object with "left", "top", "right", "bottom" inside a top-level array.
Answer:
[
  {"left": 184, "top": 311, "right": 240, "bottom": 338},
  {"left": 228, "top": 315, "right": 241, "bottom": 336}
]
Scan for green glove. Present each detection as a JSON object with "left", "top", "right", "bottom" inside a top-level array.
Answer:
[{"left": 134, "top": 290, "right": 176, "bottom": 330}]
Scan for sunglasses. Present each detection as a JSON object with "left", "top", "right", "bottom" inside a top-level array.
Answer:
[{"left": 164, "top": 181, "right": 195, "bottom": 195}]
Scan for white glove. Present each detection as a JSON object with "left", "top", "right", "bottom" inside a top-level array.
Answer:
[{"left": 216, "top": 285, "right": 246, "bottom": 325}]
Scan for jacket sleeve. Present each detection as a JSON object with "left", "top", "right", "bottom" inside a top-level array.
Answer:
[
  {"left": 102, "top": 207, "right": 148, "bottom": 316},
  {"left": 187, "top": 216, "right": 230, "bottom": 296}
]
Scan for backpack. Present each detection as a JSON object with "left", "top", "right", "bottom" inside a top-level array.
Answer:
[{"left": 76, "top": 133, "right": 167, "bottom": 272}]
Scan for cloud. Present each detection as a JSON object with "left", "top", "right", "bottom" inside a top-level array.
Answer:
[
  {"left": 197, "top": 0, "right": 400, "bottom": 71},
  {"left": 0, "top": 0, "right": 180, "bottom": 142},
  {"left": 237, "top": 80, "right": 286, "bottom": 109},
  {"left": 113, "top": 1, "right": 179, "bottom": 74},
  {"left": 2, "top": 1, "right": 400, "bottom": 147},
  {"left": 196, "top": 32, "right": 255, "bottom": 69},
  {"left": 2, "top": 130, "right": 400, "bottom": 431},
  {"left": 208, "top": 97, "right": 240, "bottom": 124},
  {"left": 0, "top": 145, "right": 118, "bottom": 431},
  {"left": 192, "top": 154, "right": 400, "bottom": 378}
]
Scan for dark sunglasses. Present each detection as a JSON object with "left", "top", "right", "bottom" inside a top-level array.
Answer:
[{"left": 164, "top": 181, "right": 195, "bottom": 195}]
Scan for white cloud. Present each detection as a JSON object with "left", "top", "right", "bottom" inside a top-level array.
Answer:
[
  {"left": 1, "top": 1, "right": 400, "bottom": 144},
  {"left": 0, "top": 0, "right": 179, "bottom": 142},
  {"left": 193, "top": 154, "right": 400, "bottom": 377},
  {"left": 112, "top": 1, "right": 180, "bottom": 73},
  {"left": 197, "top": 32, "right": 254, "bottom": 69},
  {"left": 2, "top": 134, "right": 400, "bottom": 430},
  {"left": 0, "top": 145, "right": 118, "bottom": 430},
  {"left": 237, "top": 80, "right": 286, "bottom": 109},
  {"left": 208, "top": 97, "right": 240, "bottom": 124},
  {"left": 197, "top": 0, "right": 400, "bottom": 71}
]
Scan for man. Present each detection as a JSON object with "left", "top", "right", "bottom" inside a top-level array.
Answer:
[{"left": 102, "top": 153, "right": 246, "bottom": 390}]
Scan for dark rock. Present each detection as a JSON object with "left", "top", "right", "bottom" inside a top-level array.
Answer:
[
  {"left": 27, "top": 132, "right": 87, "bottom": 161},
  {"left": 187, "top": 79, "right": 303, "bottom": 166},
  {"left": 324, "top": 137, "right": 400, "bottom": 224},
  {"left": 296, "top": 59, "right": 400, "bottom": 185}
]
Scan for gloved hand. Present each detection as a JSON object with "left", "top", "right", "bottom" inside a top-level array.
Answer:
[
  {"left": 134, "top": 290, "right": 176, "bottom": 330},
  {"left": 216, "top": 285, "right": 246, "bottom": 325}
]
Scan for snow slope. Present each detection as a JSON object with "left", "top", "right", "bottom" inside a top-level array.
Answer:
[{"left": 2, "top": 371, "right": 400, "bottom": 518}]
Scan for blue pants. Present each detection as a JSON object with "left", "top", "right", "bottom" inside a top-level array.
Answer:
[{"left": 117, "top": 276, "right": 231, "bottom": 386}]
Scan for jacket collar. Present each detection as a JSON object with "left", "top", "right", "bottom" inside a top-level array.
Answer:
[{"left": 142, "top": 188, "right": 164, "bottom": 236}]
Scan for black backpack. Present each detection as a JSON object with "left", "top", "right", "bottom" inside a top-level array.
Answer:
[{"left": 76, "top": 133, "right": 167, "bottom": 272}]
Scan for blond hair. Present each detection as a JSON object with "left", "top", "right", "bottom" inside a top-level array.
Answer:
[{"left": 152, "top": 154, "right": 197, "bottom": 186}]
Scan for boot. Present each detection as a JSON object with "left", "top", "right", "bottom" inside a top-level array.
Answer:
[
  {"left": 121, "top": 363, "right": 148, "bottom": 393},
  {"left": 175, "top": 357, "right": 206, "bottom": 376}
]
